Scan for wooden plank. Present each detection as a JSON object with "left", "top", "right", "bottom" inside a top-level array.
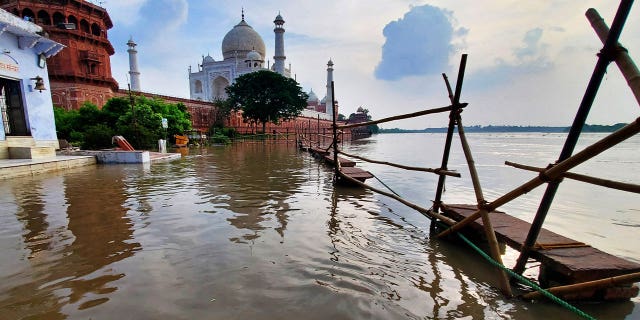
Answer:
[
  {"left": 324, "top": 153, "right": 356, "bottom": 167},
  {"left": 309, "top": 146, "right": 330, "bottom": 156},
  {"left": 440, "top": 203, "right": 640, "bottom": 284},
  {"left": 340, "top": 167, "right": 373, "bottom": 181}
]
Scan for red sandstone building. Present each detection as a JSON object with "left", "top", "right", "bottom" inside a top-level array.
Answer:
[
  {"left": 0, "top": 0, "right": 118, "bottom": 110},
  {"left": 0, "top": 0, "right": 339, "bottom": 136}
]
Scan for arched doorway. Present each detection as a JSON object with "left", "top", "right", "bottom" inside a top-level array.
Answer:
[
  {"left": 212, "top": 76, "right": 229, "bottom": 100},
  {"left": 0, "top": 78, "right": 28, "bottom": 136}
]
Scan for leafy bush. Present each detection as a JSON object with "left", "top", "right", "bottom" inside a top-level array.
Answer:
[
  {"left": 53, "top": 96, "right": 192, "bottom": 150},
  {"left": 82, "top": 124, "right": 115, "bottom": 150}
]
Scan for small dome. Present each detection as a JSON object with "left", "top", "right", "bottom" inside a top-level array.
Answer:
[
  {"left": 222, "top": 18, "right": 266, "bottom": 61},
  {"left": 203, "top": 54, "right": 215, "bottom": 63},
  {"left": 327, "top": 59, "right": 334, "bottom": 66},
  {"left": 274, "top": 13, "right": 284, "bottom": 23},
  {"left": 307, "top": 89, "right": 319, "bottom": 102},
  {"left": 357, "top": 106, "right": 364, "bottom": 113},
  {"left": 246, "top": 49, "right": 262, "bottom": 61}
]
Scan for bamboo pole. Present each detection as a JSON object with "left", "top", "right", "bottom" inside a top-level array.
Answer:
[
  {"left": 505, "top": 161, "right": 640, "bottom": 194},
  {"left": 437, "top": 117, "right": 640, "bottom": 238},
  {"left": 336, "top": 104, "right": 466, "bottom": 130},
  {"left": 335, "top": 170, "right": 457, "bottom": 225},
  {"left": 522, "top": 271, "right": 640, "bottom": 300},
  {"left": 456, "top": 112, "right": 484, "bottom": 204},
  {"left": 433, "top": 55, "right": 468, "bottom": 217},
  {"left": 338, "top": 150, "right": 461, "bottom": 177},
  {"left": 586, "top": 8, "right": 640, "bottom": 106},
  {"left": 331, "top": 81, "right": 340, "bottom": 180},
  {"left": 453, "top": 80, "right": 513, "bottom": 297},
  {"left": 513, "top": 0, "right": 636, "bottom": 275}
]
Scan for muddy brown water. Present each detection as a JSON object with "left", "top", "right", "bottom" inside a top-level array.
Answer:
[{"left": 1, "top": 133, "right": 638, "bottom": 319}]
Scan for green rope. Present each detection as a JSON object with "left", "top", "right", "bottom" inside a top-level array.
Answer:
[
  {"left": 359, "top": 172, "right": 596, "bottom": 319},
  {"left": 372, "top": 173, "right": 402, "bottom": 197},
  {"left": 448, "top": 224, "right": 597, "bottom": 320}
]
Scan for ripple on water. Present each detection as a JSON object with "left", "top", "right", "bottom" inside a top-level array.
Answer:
[{"left": 1, "top": 139, "right": 638, "bottom": 319}]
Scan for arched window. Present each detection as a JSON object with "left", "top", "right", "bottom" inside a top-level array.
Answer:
[
  {"left": 37, "top": 10, "right": 51, "bottom": 25},
  {"left": 22, "top": 8, "right": 35, "bottom": 21},
  {"left": 212, "top": 77, "right": 230, "bottom": 100},
  {"left": 53, "top": 12, "right": 65, "bottom": 25},
  {"left": 91, "top": 23, "right": 101, "bottom": 36},
  {"left": 68, "top": 15, "right": 78, "bottom": 27},
  {"left": 79, "top": 19, "right": 90, "bottom": 33},
  {"left": 194, "top": 80, "right": 203, "bottom": 93}
]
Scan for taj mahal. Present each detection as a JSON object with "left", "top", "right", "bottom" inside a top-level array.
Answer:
[{"left": 187, "top": 11, "right": 336, "bottom": 120}]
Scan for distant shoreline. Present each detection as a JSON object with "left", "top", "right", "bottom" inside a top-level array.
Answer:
[{"left": 378, "top": 123, "right": 627, "bottom": 134}]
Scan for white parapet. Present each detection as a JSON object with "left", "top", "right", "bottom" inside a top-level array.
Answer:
[{"left": 92, "top": 150, "right": 150, "bottom": 164}]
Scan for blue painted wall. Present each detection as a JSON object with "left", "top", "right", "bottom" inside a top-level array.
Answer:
[{"left": 0, "top": 27, "right": 57, "bottom": 143}]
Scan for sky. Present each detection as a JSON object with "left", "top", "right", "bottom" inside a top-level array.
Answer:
[{"left": 100, "top": 1, "right": 639, "bottom": 129}]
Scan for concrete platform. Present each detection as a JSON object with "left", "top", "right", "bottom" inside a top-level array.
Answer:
[
  {"left": 0, "top": 155, "right": 96, "bottom": 179},
  {"left": 72, "top": 150, "right": 182, "bottom": 164}
]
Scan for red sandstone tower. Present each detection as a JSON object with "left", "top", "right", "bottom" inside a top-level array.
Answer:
[{"left": 0, "top": 0, "right": 118, "bottom": 110}]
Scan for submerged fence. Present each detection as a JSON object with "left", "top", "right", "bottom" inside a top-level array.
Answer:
[{"left": 307, "top": 1, "right": 639, "bottom": 317}]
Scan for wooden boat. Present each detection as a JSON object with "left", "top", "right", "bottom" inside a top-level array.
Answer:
[{"left": 174, "top": 134, "right": 189, "bottom": 147}]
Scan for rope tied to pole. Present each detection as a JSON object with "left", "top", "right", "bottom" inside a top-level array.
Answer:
[
  {"left": 538, "top": 163, "right": 564, "bottom": 183},
  {"left": 597, "top": 45, "right": 629, "bottom": 62}
]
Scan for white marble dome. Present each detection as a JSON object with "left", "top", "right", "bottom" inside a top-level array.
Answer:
[
  {"left": 203, "top": 54, "right": 215, "bottom": 64},
  {"left": 307, "top": 89, "right": 319, "bottom": 102},
  {"left": 246, "top": 49, "right": 262, "bottom": 61},
  {"left": 222, "top": 19, "right": 266, "bottom": 61}
]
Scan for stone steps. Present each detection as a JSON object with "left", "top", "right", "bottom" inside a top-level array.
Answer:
[{"left": 9, "top": 146, "right": 56, "bottom": 159}]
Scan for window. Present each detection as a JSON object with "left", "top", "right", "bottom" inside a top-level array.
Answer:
[
  {"left": 67, "top": 15, "right": 78, "bottom": 27},
  {"left": 91, "top": 23, "right": 101, "bottom": 36},
  {"left": 194, "top": 80, "right": 203, "bottom": 93},
  {"left": 21, "top": 8, "right": 35, "bottom": 21},
  {"left": 53, "top": 12, "right": 65, "bottom": 25},
  {"left": 80, "top": 19, "right": 90, "bottom": 33},
  {"left": 37, "top": 10, "right": 51, "bottom": 25}
]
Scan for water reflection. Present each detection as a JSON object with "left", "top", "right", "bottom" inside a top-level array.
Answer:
[
  {"left": 0, "top": 168, "right": 140, "bottom": 318},
  {"left": 0, "top": 135, "right": 637, "bottom": 319},
  {"left": 188, "top": 143, "right": 306, "bottom": 243}
]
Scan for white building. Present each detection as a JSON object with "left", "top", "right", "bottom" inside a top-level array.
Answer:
[
  {"left": 188, "top": 12, "right": 291, "bottom": 101},
  {"left": 188, "top": 11, "right": 337, "bottom": 120},
  {"left": 0, "top": 8, "right": 65, "bottom": 159}
]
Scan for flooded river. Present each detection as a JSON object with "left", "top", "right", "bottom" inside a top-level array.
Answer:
[{"left": 0, "top": 133, "right": 638, "bottom": 319}]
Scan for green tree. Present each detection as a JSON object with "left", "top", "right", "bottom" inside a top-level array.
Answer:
[
  {"left": 116, "top": 103, "right": 163, "bottom": 148},
  {"left": 53, "top": 106, "right": 79, "bottom": 141},
  {"left": 226, "top": 70, "right": 308, "bottom": 133},
  {"left": 52, "top": 96, "right": 192, "bottom": 150},
  {"left": 211, "top": 98, "right": 233, "bottom": 128}
]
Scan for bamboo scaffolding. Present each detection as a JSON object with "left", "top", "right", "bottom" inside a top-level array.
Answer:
[
  {"left": 437, "top": 117, "right": 640, "bottom": 239},
  {"left": 505, "top": 161, "right": 640, "bottom": 194},
  {"left": 335, "top": 169, "right": 457, "bottom": 225},
  {"left": 513, "top": 0, "right": 636, "bottom": 275},
  {"left": 586, "top": 8, "right": 640, "bottom": 106},
  {"left": 338, "top": 150, "right": 461, "bottom": 177},
  {"left": 443, "top": 70, "right": 513, "bottom": 296},
  {"left": 521, "top": 272, "right": 640, "bottom": 300},
  {"left": 336, "top": 104, "right": 467, "bottom": 130}
]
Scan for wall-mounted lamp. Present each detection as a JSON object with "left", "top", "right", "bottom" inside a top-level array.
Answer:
[{"left": 31, "top": 76, "right": 46, "bottom": 92}]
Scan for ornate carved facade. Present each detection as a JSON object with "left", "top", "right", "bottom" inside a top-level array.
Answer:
[{"left": 0, "top": 0, "right": 118, "bottom": 110}]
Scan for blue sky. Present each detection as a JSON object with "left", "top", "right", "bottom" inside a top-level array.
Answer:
[{"left": 101, "top": 1, "right": 639, "bottom": 129}]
